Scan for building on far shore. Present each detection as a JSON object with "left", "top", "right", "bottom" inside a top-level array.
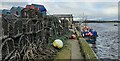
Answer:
[
  {"left": 10, "top": 6, "right": 24, "bottom": 17},
  {"left": 25, "top": 4, "right": 47, "bottom": 16},
  {"left": 2, "top": 9, "right": 10, "bottom": 15},
  {"left": 1, "top": 6, "right": 24, "bottom": 17},
  {"left": 1, "top": 4, "right": 47, "bottom": 17}
]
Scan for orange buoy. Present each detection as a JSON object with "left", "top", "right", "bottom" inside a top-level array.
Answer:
[
  {"left": 82, "top": 26, "right": 90, "bottom": 31},
  {"left": 71, "top": 34, "right": 76, "bottom": 39}
]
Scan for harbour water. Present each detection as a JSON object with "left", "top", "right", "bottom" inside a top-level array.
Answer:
[{"left": 87, "top": 23, "right": 119, "bottom": 59}]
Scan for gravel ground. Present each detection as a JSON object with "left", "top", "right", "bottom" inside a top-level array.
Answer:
[{"left": 87, "top": 23, "right": 119, "bottom": 59}]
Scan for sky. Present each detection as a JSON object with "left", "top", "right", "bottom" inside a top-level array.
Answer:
[{"left": 0, "top": 0, "right": 119, "bottom": 20}]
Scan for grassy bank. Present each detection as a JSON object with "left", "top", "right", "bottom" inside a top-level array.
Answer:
[
  {"left": 53, "top": 40, "right": 71, "bottom": 61},
  {"left": 75, "top": 29, "right": 99, "bottom": 61}
]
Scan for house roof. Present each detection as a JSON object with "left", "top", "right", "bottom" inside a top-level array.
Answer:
[
  {"left": 32, "top": 4, "right": 47, "bottom": 12},
  {"left": 2, "top": 9, "right": 10, "bottom": 14},
  {"left": 10, "top": 6, "right": 23, "bottom": 11},
  {"left": 26, "top": 5, "right": 31, "bottom": 8}
]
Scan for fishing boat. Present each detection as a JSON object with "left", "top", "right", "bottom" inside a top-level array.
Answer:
[{"left": 81, "top": 26, "right": 98, "bottom": 44}]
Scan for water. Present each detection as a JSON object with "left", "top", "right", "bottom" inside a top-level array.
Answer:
[{"left": 87, "top": 23, "right": 119, "bottom": 59}]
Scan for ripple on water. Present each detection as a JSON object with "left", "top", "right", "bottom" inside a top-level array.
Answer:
[{"left": 87, "top": 23, "right": 119, "bottom": 59}]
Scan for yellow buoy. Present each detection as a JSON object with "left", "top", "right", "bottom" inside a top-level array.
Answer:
[{"left": 53, "top": 39, "right": 63, "bottom": 49}]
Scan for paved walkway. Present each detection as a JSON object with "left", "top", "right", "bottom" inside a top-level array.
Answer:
[
  {"left": 54, "top": 39, "right": 84, "bottom": 61},
  {"left": 70, "top": 39, "right": 83, "bottom": 59}
]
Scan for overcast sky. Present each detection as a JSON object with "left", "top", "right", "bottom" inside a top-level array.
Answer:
[{"left": 0, "top": 0, "right": 119, "bottom": 20}]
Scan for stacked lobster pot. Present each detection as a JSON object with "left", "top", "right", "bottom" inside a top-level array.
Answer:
[{"left": 1, "top": 8, "right": 71, "bottom": 60}]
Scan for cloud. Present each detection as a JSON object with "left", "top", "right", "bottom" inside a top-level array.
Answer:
[
  {"left": 2, "top": 0, "right": 119, "bottom": 2},
  {"left": 1, "top": 0, "right": 56, "bottom": 2},
  {"left": 102, "top": 7, "right": 118, "bottom": 15},
  {"left": 1, "top": 0, "right": 29, "bottom": 2},
  {"left": 0, "top": 2, "right": 28, "bottom": 10},
  {"left": 0, "top": 1, "right": 118, "bottom": 20},
  {"left": 25, "top": 2, "right": 119, "bottom": 20},
  {"left": 29, "top": 0, "right": 119, "bottom": 2}
]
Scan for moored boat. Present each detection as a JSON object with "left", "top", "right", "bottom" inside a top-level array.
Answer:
[{"left": 81, "top": 26, "right": 98, "bottom": 44}]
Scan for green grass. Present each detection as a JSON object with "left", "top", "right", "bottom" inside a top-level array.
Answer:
[
  {"left": 75, "top": 29, "right": 99, "bottom": 61},
  {"left": 53, "top": 41, "right": 71, "bottom": 61},
  {"left": 79, "top": 38, "right": 98, "bottom": 60}
]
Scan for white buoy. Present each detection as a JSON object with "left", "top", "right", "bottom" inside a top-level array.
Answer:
[{"left": 53, "top": 39, "right": 63, "bottom": 49}]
